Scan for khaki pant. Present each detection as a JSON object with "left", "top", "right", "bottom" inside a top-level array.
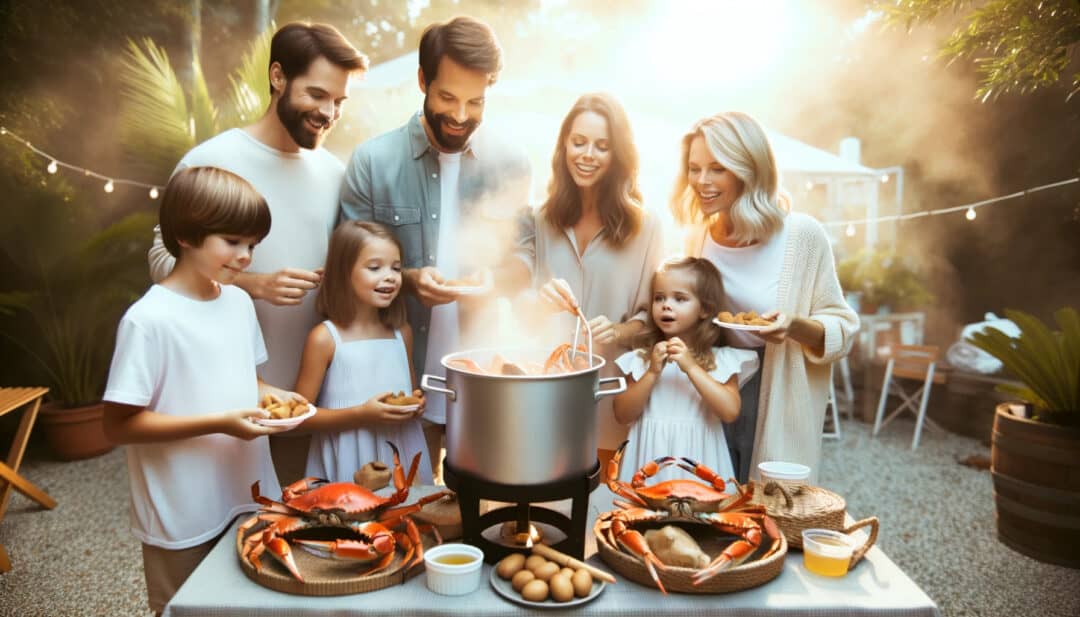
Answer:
[{"left": 140, "top": 533, "right": 220, "bottom": 615}]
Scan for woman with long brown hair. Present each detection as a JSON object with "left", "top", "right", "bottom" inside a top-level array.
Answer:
[{"left": 505, "top": 92, "right": 664, "bottom": 464}]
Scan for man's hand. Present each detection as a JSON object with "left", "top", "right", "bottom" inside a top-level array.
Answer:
[
  {"left": 405, "top": 267, "right": 457, "bottom": 307},
  {"left": 240, "top": 268, "right": 323, "bottom": 306}
]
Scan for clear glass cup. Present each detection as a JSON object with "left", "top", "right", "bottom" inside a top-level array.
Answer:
[{"left": 801, "top": 529, "right": 854, "bottom": 577}]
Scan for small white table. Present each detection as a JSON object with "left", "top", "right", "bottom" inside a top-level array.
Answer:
[{"left": 164, "top": 484, "right": 941, "bottom": 617}]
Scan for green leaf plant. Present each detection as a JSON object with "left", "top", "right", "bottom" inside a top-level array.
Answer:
[{"left": 967, "top": 307, "right": 1080, "bottom": 425}]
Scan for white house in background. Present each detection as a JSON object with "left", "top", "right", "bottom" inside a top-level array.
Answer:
[{"left": 351, "top": 52, "right": 902, "bottom": 248}]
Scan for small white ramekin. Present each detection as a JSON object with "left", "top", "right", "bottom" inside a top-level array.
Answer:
[
  {"left": 423, "top": 543, "right": 484, "bottom": 596},
  {"left": 758, "top": 461, "right": 811, "bottom": 485}
]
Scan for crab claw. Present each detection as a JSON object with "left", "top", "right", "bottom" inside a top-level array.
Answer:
[
  {"left": 612, "top": 522, "right": 668, "bottom": 594},
  {"left": 265, "top": 536, "right": 305, "bottom": 583}
]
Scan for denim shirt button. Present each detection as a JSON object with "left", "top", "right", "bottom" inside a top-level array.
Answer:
[
  {"left": 432, "top": 213, "right": 438, "bottom": 220},
  {"left": 394, "top": 215, "right": 400, "bottom": 221},
  {"left": 432, "top": 173, "right": 438, "bottom": 178},
  {"left": 420, "top": 325, "right": 427, "bottom": 333}
]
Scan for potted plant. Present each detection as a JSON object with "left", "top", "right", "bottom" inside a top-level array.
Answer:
[
  {"left": 967, "top": 307, "right": 1080, "bottom": 568},
  {"left": 0, "top": 132, "right": 155, "bottom": 460},
  {"left": 837, "top": 249, "right": 933, "bottom": 314}
]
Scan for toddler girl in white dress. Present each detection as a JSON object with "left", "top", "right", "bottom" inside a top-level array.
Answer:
[{"left": 612, "top": 257, "right": 759, "bottom": 487}]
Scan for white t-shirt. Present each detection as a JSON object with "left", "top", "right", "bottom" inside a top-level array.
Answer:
[
  {"left": 148, "top": 128, "right": 345, "bottom": 388},
  {"left": 103, "top": 284, "right": 282, "bottom": 549},
  {"left": 701, "top": 225, "right": 788, "bottom": 348},
  {"left": 423, "top": 151, "right": 463, "bottom": 424}
]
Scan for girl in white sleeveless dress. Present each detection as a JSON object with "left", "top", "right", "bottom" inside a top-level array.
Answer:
[
  {"left": 612, "top": 257, "right": 758, "bottom": 488},
  {"left": 294, "top": 221, "right": 432, "bottom": 484}
]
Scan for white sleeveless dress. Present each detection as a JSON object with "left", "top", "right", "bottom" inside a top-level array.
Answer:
[
  {"left": 613, "top": 346, "right": 760, "bottom": 489},
  {"left": 305, "top": 322, "right": 433, "bottom": 484}
]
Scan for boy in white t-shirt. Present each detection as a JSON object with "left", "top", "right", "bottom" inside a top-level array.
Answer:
[{"left": 103, "top": 166, "right": 307, "bottom": 615}]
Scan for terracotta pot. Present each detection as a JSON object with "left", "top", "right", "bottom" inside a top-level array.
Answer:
[
  {"left": 38, "top": 401, "right": 115, "bottom": 461},
  {"left": 991, "top": 402, "right": 1080, "bottom": 568}
]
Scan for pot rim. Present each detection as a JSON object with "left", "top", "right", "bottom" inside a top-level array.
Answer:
[{"left": 438, "top": 346, "right": 607, "bottom": 380}]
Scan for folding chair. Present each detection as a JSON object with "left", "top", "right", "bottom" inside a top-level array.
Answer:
[
  {"left": 0, "top": 387, "right": 56, "bottom": 572},
  {"left": 823, "top": 357, "right": 854, "bottom": 440},
  {"left": 872, "top": 346, "right": 945, "bottom": 449}
]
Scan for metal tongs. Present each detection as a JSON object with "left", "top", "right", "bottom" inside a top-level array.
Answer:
[{"left": 569, "top": 306, "right": 595, "bottom": 369}]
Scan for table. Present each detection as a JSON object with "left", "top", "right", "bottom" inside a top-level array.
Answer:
[
  {"left": 165, "top": 484, "right": 940, "bottom": 617},
  {"left": 0, "top": 387, "right": 55, "bottom": 572}
]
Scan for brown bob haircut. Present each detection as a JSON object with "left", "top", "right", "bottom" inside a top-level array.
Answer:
[
  {"left": 317, "top": 221, "right": 407, "bottom": 329},
  {"left": 159, "top": 166, "right": 271, "bottom": 259},
  {"left": 418, "top": 16, "right": 502, "bottom": 87},
  {"left": 630, "top": 256, "right": 727, "bottom": 372},
  {"left": 269, "top": 22, "right": 369, "bottom": 95},
  {"left": 541, "top": 92, "right": 643, "bottom": 248}
]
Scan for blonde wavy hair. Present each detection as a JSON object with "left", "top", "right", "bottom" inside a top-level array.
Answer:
[{"left": 670, "top": 111, "right": 787, "bottom": 245}]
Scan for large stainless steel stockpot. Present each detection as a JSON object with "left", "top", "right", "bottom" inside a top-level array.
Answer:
[{"left": 421, "top": 348, "right": 626, "bottom": 486}]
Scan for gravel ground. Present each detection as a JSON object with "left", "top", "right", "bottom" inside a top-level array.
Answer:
[{"left": 1, "top": 418, "right": 1076, "bottom": 616}]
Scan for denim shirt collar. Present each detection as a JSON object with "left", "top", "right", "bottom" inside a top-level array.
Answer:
[{"left": 407, "top": 112, "right": 482, "bottom": 161}]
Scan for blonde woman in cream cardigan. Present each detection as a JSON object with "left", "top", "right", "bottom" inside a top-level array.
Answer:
[{"left": 671, "top": 111, "right": 858, "bottom": 484}]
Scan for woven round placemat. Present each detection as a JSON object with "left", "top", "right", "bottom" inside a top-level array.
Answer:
[
  {"left": 594, "top": 515, "right": 786, "bottom": 594},
  {"left": 236, "top": 518, "right": 432, "bottom": 596}
]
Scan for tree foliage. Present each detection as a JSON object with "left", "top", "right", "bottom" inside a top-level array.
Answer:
[{"left": 879, "top": 0, "right": 1080, "bottom": 101}]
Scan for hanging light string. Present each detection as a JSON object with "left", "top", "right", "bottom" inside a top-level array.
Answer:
[
  {"left": 829, "top": 176, "right": 1078, "bottom": 233},
  {"left": 0, "top": 126, "right": 162, "bottom": 198}
]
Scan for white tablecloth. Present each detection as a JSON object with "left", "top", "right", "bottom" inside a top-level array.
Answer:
[{"left": 164, "top": 485, "right": 940, "bottom": 617}]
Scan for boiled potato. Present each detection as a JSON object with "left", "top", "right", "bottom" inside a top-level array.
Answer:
[
  {"left": 571, "top": 569, "right": 593, "bottom": 598},
  {"left": 549, "top": 574, "right": 574, "bottom": 603},
  {"left": 521, "top": 579, "right": 549, "bottom": 602},
  {"left": 558, "top": 567, "right": 575, "bottom": 579},
  {"left": 524, "top": 555, "right": 548, "bottom": 572},
  {"left": 496, "top": 553, "right": 526, "bottom": 580},
  {"left": 532, "top": 561, "right": 560, "bottom": 582},
  {"left": 511, "top": 569, "right": 535, "bottom": 592}
]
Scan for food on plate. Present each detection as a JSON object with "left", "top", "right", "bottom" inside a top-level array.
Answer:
[
  {"left": 524, "top": 554, "right": 548, "bottom": 572},
  {"left": 511, "top": 569, "right": 535, "bottom": 592},
  {"left": 549, "top": 574, "right": 574, "bottom": 602},
  {"left": 716, "top": 310, "right": 774, "bottom": 326},
  {"left": 558, "top": 567, "right": 575, "bottom": 579},
  {"left": 571, "top": 568, "right": 593, "bottom": 597},
  {"left": 381, "top": 390, "right": 422, "bottom": 406},
  {"left": 496, "top": 553, "right": 526, "bottom": 580},
  {"left": 645, "top": 524, "right": 710, "bottom": 568},
  {"left": 520, "top": 578, "right": 550, "bottom": 602},
  {"left": 532, "top": 561, "right": 560, "bottom": 582},
  {"left": 259, "top": 394, "right": 308, "bottom": 419}
]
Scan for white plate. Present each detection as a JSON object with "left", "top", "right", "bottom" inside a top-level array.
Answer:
[
  {"left": 713, "top": 318, "right": 770, "bottom": 332},
  {"left": 253, "top": 404, "right": 315, "bottom": 429},
  {"left": 386, "top": 403, "right": 421, "bottom": 413},
  {"left": 489, "top": 567, "right": 606, "bottom": 609}
]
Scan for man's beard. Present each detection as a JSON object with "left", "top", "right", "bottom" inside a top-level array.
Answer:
[
  {"left": 276, "top": 83, "right": 331, "bottom": 149},
  {"left": 423, "top": 95, "right": 479, "bottom": 152}
]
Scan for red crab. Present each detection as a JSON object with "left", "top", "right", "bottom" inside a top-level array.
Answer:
[
  {"left": 239, "top": 442, "right": 451, "bottom": 583},
  {"left": 595, "top": 440, "right": 782, "bottom": 593}
]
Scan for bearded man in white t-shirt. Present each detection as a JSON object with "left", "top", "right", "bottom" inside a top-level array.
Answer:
[
  {"left": 148, "top": 23, "right": 368, "bottom": 483},
  {"left": 339, "top": 16, "right": 531, "bottom": 479}
]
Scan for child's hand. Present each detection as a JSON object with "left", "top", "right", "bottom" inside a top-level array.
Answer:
[
  {"left": 219, "top": 409, "right": 285, "bottom": 440},
  {"left": 359, "top": 392, "right": 422, "bottom": 424},
  {"left": 666, "top": 337, "right": 695, "bottom": 372},
  {"left": 648, "top": 341, "right": 669, "bottom": 375}
]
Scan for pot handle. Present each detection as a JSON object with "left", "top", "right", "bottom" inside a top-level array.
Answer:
[
  {"left": 594, "top": 376, "right": 627, "bottom": 400},
  {"left": 421, "top": 374, "right": 456, "bottom": 402}
]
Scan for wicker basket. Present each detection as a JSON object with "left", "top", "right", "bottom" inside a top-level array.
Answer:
[
  {"left": 752, "top": 481, "right": 878, "bottom": 567},
  {"left": 594, "top": 514, "right": 786, "bottom": 594}
]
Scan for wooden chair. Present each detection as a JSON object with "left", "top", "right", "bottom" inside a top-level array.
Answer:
[
  {"left": 0, "top": 387, "right": 56, "bottom": 573},
  {"left": 872, "top": 346, "right": 946, "bottom": 450}
]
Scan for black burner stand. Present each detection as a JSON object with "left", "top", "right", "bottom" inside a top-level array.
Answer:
[{"left": 443, "top": 461, "right": 601, "bottom": 563}]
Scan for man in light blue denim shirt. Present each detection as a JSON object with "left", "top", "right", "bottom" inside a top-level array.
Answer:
[{"left": 339, "top": 16, "right": 530, "bottom": 473}]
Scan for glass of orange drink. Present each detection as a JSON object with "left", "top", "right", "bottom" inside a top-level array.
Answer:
[{"left": 801, "top": 529, "right": 855, "bottom": 577}]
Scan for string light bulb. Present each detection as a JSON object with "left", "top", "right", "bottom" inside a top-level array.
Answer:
[
  {"left": 880, "top": 174, "right": 889, "bottom": 183},
  {"left": 104, "top": 180, "right": 115, "bottom": 193},
  {"left": 805, "top": 181, "right": 814, "bottom": 191},
  {"left": 47, "top": 160, "right": 58, "bottom": 174},
  {"left": 149, "top": 187, "right": 159, "bottom": 199},
  {"left": 846, "top": 223, "right": 856, "bottom": 237},
  {"left": 965, "top": 207, "right": 976, "bottom": 221}
]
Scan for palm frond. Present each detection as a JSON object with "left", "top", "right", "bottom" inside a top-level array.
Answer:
[
  {"left": 188, "top": 58, "right": 220, "bottom": 145},
  {"left": 223, "top": 26, "right": 273, "bottom": 129},
  {"left": 117, "top": 38, "right": 197, "bottom": 178}
]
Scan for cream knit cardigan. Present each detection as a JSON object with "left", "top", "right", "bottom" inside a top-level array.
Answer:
[{"left": 686, "top": 212, "right": 859, "bottom": 482}]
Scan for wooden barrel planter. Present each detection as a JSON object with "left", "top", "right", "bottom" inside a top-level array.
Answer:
[{"left": 991, "top": 402, "right": 1080, "bottom": 568}]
